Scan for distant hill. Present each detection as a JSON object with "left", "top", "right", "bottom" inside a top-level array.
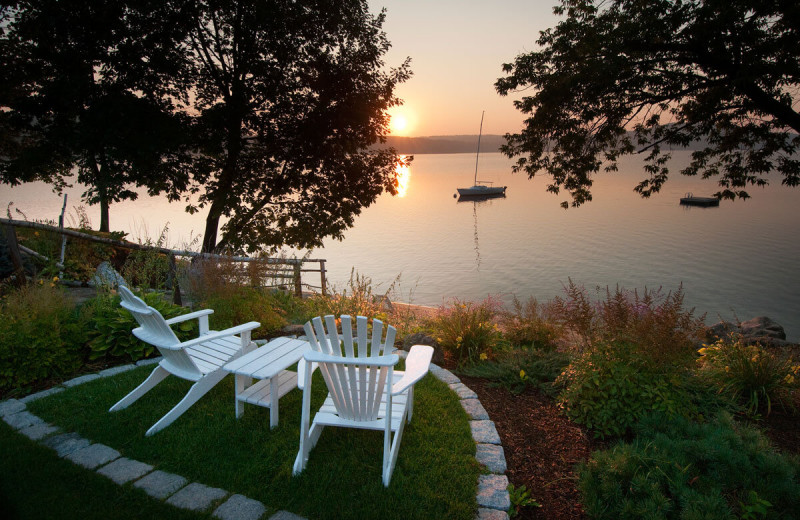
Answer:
[{"left": 373, "top": 135, "right": 506, "bottom": 155}]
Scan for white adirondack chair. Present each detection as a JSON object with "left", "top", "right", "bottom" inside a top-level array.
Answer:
[
  {"left": 293, "top": 315, "right": 433, "bottom": 486},
  {"left": 110, "top": 286, "right": 260, "bottom": 436}
]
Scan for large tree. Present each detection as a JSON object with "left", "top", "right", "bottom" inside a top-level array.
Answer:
[
  {"left": 177, "top": 0, "right": 410, "bottom": 253},
  {"left": 0, "top": 0, "right": 193, "bottom": 231},
  {"left": 496, "top": 0, "right": 800, "bottom": 208}
]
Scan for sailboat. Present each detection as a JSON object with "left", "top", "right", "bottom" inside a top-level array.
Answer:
[{"left": 457, "top": 111, "right": 507, "bottom": 198}]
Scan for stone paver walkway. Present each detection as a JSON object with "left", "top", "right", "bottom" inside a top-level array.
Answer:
[{"left": 3, "top": 351, "right": 510, "bottom": 520}]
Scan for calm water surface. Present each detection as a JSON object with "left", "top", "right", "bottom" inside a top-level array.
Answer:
[{"left": 3, "top": 152, "right": 799, "bottom": 339}]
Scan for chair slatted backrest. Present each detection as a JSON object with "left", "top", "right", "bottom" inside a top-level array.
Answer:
[
  {"left": 304, "top": 315, "right": 397, "bottom": 422},
  {"left": 118, "top": 286, "right": 201, "bottom": 378}
]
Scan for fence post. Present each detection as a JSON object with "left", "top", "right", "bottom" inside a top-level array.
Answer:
[
  {"left": 168, "top": 253, "right": 182, "bottom": 306},
  {"left": 3, "top": 224, "right": 27, "bottom": 287},
  {"left": 293, "top": 262, "right": 302, "bottom": 297},
  {"left": 319, "top": 260, "right": 327, "bottom": 297}
]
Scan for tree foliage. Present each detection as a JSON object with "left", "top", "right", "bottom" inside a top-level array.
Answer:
[
  {"left": 496, "top": 0, "right": 800, "bottom": 208},
  {"left": 0, "top": 0, "right": 194, "bottom": 231},
  {"left": 176, "top": 0, "right": 410, "bottom": 253}
]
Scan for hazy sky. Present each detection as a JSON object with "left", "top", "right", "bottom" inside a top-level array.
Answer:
[{"left": 374, "top": 0, "right": 562, "bottom": 137}]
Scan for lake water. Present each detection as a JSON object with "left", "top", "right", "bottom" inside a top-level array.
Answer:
[{"left": 2, "top": 151, "right": 799, "bottom": 340}]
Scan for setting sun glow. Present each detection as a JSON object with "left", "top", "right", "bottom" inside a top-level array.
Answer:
[
  {"left": 388, "top": 106, "right": 415, "bottom": 136},
  {"left": 395, "top": 156, "right": 410, "bottom": 197},
  {"left": 391, "top": 114, "right": 408, "bottom": 133}
]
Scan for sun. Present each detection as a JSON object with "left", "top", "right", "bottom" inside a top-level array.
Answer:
[
  {"left": 391, "top": 114, "right": 408, "bottom": 134},
  {"left": 388, "top": 106, "right": 414, "bottom": 135}
]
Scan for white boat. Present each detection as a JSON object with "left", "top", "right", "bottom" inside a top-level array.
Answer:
[{"left": 457, "top": 111, "right": 506, "bottom": 198}]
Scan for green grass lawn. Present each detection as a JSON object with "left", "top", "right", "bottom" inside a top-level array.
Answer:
[{"left": 20, "top": 364, "right": 479, "bottom": 520}]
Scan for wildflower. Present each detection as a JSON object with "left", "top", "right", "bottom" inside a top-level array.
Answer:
[
  {"left": 725, "top": 365, "right": 730, "bottom": 372},
  {"left": 697, "top": 347, "right": 708, "bottom": 355},
  {"left": 52, "top": 276, "right": 59, "bottom": 282},
  {"left": 519, "top": 369, "right": 526, "bottom": 379},
  {"left": 479, "top": 353, "right": 488, "bottom": 361},
  {"left": 784, "top": 374, "right": 795, "bottom": 385},
  {"left": 456, "top": 336, "right": 463, "bottom": 345}
]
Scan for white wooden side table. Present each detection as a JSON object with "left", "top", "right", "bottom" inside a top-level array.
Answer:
[{"left": 223, "top": 336, "right": 310, "bottom": 428}]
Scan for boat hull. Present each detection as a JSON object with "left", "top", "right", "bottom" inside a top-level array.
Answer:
[
  {"left": 680, "top": 196, "right": 719, "bottom": 207},
  {"left": 457, "top": 185, "right": 506, "bottom": 197}
]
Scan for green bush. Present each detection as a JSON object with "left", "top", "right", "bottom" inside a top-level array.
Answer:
[
  {"left": 433, "top": 297, "right": 504, "bottom": 366},
  {"left": 697, "top": 337, "right": 800, "bottom": 416},
  {"left": 86, "top": 290, "right": 197, "bottom": 361},
  {"left": 557, "top": 341, "right": 713, "bottom": 439},
  {"left": 0, "top": 284, "right": 89, "bottom": 396},
  {"left": 199, "top": 287, "right": 287, "bottom": 339},
  {"left": 462, "top": 347, "right": 571, "bottom": 395},
  {"left": 579, "top": 413, "right": 800, "bottom": 519}
]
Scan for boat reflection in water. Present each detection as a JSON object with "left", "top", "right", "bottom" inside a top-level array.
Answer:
[{"left": 455, "top": 192, "right": 506, "bottom": 269}]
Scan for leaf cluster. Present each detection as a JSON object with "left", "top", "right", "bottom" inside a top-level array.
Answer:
[{"left": 496, "top": 0, "right": 800, "bottom": 208}]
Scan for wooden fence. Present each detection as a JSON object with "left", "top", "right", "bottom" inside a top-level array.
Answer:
[{"left": 0, "top": 218, "right": 327, "bottom": 303}]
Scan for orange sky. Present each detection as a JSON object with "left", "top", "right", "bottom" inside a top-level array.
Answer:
[{"left": 375, "top": 0, "right": 561, "bottom": 137}]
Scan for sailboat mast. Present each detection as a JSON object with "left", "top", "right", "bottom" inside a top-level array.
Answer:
[{"left": 474, "top": 111, "right": 484, "bottom": 185}]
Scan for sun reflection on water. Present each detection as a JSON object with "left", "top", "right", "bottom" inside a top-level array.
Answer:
[{"left": 395, "top": 155, "right": 410, "bottom": 197}]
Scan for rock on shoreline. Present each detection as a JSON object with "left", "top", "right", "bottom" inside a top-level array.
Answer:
[{"left": 706, "top": 316, "right": 796, "bottom": 348}]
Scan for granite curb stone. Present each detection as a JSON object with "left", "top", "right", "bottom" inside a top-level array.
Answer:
[
  {"left": 477, "top": 474, "right": 511, "bottom": 511},
  {"left": 99, "top": 364, "right": 137, "bottom": 377},
  {"left": 450, "top": 382, "right": 478, "bottom": 399},
  {"left": 97, "top": 457, "right": 153, "bottom": 484},
  {"left": 167, "top": 482, "right": 228, "bottom": 512},
  {"left": 43, "top": 432, "right": 91, "bottom": 457},
  {"left": 0, "top": 398, "right": 26, "bottom": 416},
  {"left": 19, "top": 422, "right": 60, "bottom": 440},
  {"left": 268, "top": 512, "right": 307, "bottom": 520},
  {"left": 476, "top": 508, "right": 510, "bottom": 520},
  {"left": 3, "top": 410, "right": 45, "bottom": 430},
  {"left": 430, "top": 365, "right": 461, "bottom": 384},
  {"left": 134, "top": 470, "right": 189, "bottom": 500},
  {"left": 62, "top": 373, "right": 100, "bottom": 387},
  {"left": 470, "top": 420, "right": 502, "bottom": 445},
  {"left": 136, "top": 357, "right": 162, "bottom": 367},
  {"left": 475, "top": 444, "right": 507, "bottom": 474},
  {"left": 66, "top": 443, "right": 121, "bottom": 469},
  {"left": 20, "top": 387, "right": 64, "bottom": 403},
  {"left": 461, "top": 398, "right": 489, "bottom": 420},
  {"left": 213, "top": 493, "right": 266, "bottom": 520}
]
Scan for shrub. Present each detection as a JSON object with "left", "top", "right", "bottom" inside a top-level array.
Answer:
[
  {"left": 0, "top": 284, "right": 89, "bottom": 396},
  {"left": 556, "top": 341, "right": 714, "bottom": 438},
  {"left": 462, "top": 348, "right": 571, "bottom": 395},
  {"left": 579, "top": 413, "right": 800, "bottom": 519},
  {"left": 302, "top": 269, "right": 395, "bottom": 323},
  {"left": 86, "top": 290, "right": 197, "bottom": 361},
  {"left": 433, "top": 297, "right": 504, "bottom": 366},
  {"left": 551, "top": 281, "right": 706, "bottom": 367},
  {"left": 697, "top": 336, "right": 799, "bottom": 416},
  {"left": 199, "top": 287, "right": 286, "bottom": 339},
  {"left": 501, "top": 296, "right": 561, "bottom": 349}
]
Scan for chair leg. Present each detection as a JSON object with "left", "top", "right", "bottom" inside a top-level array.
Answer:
[
  {"left": 109, "top": 365, "right": 170, "bottom": 412},
  {"left": 383, "top": 408, "right": 408, "bottom": 487},
  {"left": 145, "top": 369, "right": 228, "bottom": 436}
]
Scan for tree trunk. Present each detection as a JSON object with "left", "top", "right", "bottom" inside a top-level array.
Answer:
[
  {"left": 99, "top": 200, "right": 110, "bottom": 233},
  {"left": 201, "top": 206, "right": 222, "bottom": 253}
]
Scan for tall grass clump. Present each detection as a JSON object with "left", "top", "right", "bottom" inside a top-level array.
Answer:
[
  {"left": 0, "top": 284, "right": 89, "bottom": 396},
  {"left": 697, "top": 336, "right": 800, "bottom": 416},
  {"left": 553, "top": 282, "right": 711, "bottom": 438},
  {"left": 186, "top": 257, "right": 287, "bottom": 338},
  {"left": 579, "top": 413, "right": 800, "bottom": 519},
  {"left": 433, "top": 297, "right": 504, "bottom": 366},
  {"left": 501, "top": 296, "right": 561, "bottom": 350}
]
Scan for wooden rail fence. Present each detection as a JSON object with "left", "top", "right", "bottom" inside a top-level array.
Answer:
[{"left": 0, "top": 218, "right": 327, "bottom": 303}]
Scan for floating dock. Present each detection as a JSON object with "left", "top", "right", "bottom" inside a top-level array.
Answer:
[{"left": 680, "top": 193, "right": 720, "bottom": 207}]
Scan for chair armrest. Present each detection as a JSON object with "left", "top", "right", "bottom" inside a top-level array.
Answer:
[
  {"left": 177, "top": 321, "right": 261, "bottom": 349},
  {"left": 297, "top": 358, "right": 319, "bottom": 390},
  {"left": 164, "top": 309, "right": 214, "bottom": 325},
  {"left": 391, "top": 345, "right": 433, "bottom": 395},
  {"left": 303, "top": 350, "right": 399, "bottom": 367}
]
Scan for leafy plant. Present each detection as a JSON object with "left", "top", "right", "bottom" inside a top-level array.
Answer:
[
  {"left": 579, "top": 413, "right": 800, "bottom": 519},
  {"left": 0, "top": 284, "right": 89, "bottom": 396},
  {"left": 501, "top": 296, "right": 561, "bottom": 349},
  {"left": 433, "top": 297, "right": 504, "bottom": 366},
  {"left": 556, "top": 341, "right": 713, "bottom": 439},
  {"left": 696, "top": 336, "right": 799, "bottom": 416},
  {"left": 462, "top": 348, "right": 571, "bottom": 395},
  {"left": 507, "top": 483, "right": 541, "bottom": 517},
  {"left": 85, "top": 290, "right": 197, "bottom": 361}
]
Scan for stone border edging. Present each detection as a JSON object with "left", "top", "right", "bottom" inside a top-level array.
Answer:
[{"left": 2, "top": 353, "right": 511, "bottom": 520}]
